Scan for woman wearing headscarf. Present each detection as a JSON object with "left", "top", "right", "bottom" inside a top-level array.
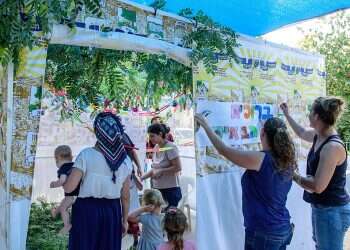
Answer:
[{"left": 64, "top": 112, "right": 132, "bottom": 250}]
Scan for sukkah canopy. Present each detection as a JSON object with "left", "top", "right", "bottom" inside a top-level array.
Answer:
[{"left": 132, "top": 0, "right": 350, "bottom": 35}]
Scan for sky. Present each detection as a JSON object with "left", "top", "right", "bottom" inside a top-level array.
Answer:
[{"left": 262, "top": 9, "right": 350, "bottom": 49}]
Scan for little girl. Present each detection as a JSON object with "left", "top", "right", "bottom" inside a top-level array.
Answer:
[
  {"left": 128, "top": 189, "right": 164, "bottom": 250},
  {"left": 157, "top": 208, "right": 196, "bottom": 250},
  {"left": 128, "top": 169, "right": 143, "bottom": 248}
]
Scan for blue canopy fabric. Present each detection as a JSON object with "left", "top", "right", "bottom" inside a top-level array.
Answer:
[{"left": 133, "top": 0, "right": 350, "bottom": 36}]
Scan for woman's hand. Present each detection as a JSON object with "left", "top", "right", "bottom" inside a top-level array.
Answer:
[
  {"left": 153, "top": 144, "right": 160, "bottom": 153},
  {"left": 122, "top": 219, "right": 128, "bottom": 237},
  {"left": 292, "top": 171, "right": 301, "bottom": 185},
  {"left": 50, "top": 181, "right": 56, "bottom": 188},
  {"left": 152, "top": 168, "right": 163, "bottom": 179},
  {"left": 152, "top": 162, "right": 161, "bottom": 169},
  {"left": 194, "top": 113, "right": 209, "bottom": 129},
  {"left": 280, "top": 103, "right": 289, "bottom": 116},
  {"left": 136, "top": 167, "right": 143, "bottom": 177}
]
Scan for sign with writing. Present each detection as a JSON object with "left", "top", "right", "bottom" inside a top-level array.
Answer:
[
  {"left": 196, "top": 100, "right": 275, "bottom": 148},
  {"left": 194, "top": 36, "right": 325, "bottom": 250}
]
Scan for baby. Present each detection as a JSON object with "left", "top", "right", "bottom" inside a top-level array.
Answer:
[{"left": 50, "top": 145, "right": 79, "bottom": 234}]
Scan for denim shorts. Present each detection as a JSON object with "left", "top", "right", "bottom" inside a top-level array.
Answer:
[
  {"left": 158, "top": 187, "right": 182, "bottom": 209},
  {"left": 312, "top": 203, "right": 350, "bottom": 250},
  {"left": 244, "top": 224, "right": 293, "bottom": 250}
]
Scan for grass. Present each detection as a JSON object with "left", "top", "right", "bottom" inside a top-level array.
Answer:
[{"left": 27, "top": 199, "right": 68, "bottom": 250}]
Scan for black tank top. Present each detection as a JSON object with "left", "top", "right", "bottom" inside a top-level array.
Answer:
[{"left": 303, "top": 134, "right": 350, "bottom": 206}]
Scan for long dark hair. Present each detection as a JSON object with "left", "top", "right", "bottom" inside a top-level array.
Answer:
[
  {"left": 163, "top": 207, "right": 188, "bottom": 250},
  {"left": 264, "top": 117, "right": 297, "bottom": 173},
  {"left": 147, "top": 123, "right": 170, "bottom": 139}
]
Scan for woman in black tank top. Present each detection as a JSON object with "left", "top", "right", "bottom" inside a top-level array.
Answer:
[{"left": 281, "top": 97, "right": 350, "bottom": 250}]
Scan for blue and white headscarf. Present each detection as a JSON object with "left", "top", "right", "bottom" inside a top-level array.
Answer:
[{"left": 94, "top": 112, "right": 127, "bottom": 183}]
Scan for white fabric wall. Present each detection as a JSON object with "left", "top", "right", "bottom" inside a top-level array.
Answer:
[
  {"left": 197, "top": 161, "right": 314, "bottom": 250},
  {"left": 0, "top": 186, "right": 7, "bottom": 250},
  {"left": 10, "top": 200, "right": 30, "bottom": 250}
]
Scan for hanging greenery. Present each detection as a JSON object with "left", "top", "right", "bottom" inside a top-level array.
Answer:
[
  {"left": 179, "top": 8, "right": 239, "bottom": 74},
  {"left": 44, "top": 6, "right": 239, "bottom": 113},
  {"left": 0, "top": 0, "right": 103, "bottom": 68},
  {"left": 2, "top": 1, "right": 239, "bottom": 121},
  {"left": 1, "top": 1, "right": 239, "bottom": 72},
  {"left": 45, "top": 45, "right": 193, "bottom": 113}
]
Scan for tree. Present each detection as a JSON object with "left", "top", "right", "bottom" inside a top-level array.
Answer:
[{"left": 300, "top": 11, "right": 350, "bottom": 142}]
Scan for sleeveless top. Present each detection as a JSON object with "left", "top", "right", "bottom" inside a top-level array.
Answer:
[
  {"left": 303, "top": 134, "right": 350, "bottom": 206},
  {"left": 241, "top": 152, "right": 292, "bottom": 232}
]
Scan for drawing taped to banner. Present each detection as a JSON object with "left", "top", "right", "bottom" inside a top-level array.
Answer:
[{"left": 195, "top": 100, "right": 276, "bottom": 175}]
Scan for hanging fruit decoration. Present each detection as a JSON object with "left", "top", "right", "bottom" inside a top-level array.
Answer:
[
  {"left": 154, "top": 107, "right": 161, "bottom": 115},
  {"left": 166, "top": 110, "right": 172, "bottom": 120},
  {"left": 125, "top": 97, "right": 130, "bottom": 107},
  {"left": 136, "top": 95, "right": 142, "bottom": 109},
  {"left": 104, "top": 99, "right": 111, "bottom": 108},
  {"left": 103, "top": 99, "right": 117, "bottom": 114},
  {"left": 186, "top": 96, "right": 192, "bottom": 110},
  {"left": 172, "top": 100, "right": 178, "bottom": 113},
  {"left": 178, "top": 96, "right": 186, "bottom": 111},
  {"left": 54, "top": 88, "right": 67, "bottom": 97}
]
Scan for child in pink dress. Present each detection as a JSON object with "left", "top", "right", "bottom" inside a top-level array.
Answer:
[{"left": 157, "top": 207, "right": 196, "bottom": 250}]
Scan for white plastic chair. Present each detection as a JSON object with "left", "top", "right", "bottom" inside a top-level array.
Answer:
[{"left": 178, "top": 176, "right": 195, "bottom": 232}]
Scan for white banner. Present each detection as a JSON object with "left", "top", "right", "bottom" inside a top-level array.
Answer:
[{"left": 195, "top": 35, "right": 325, "bottom": 250}]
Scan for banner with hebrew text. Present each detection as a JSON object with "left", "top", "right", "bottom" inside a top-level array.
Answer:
[{"left": 195, "top": 36, "right": 326, "bottom": 250}]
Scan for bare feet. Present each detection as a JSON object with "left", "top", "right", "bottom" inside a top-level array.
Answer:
[
  {"left": 59, "top": 224, "right": 72, "bottom": 235},
  {"left": 51, "top": 207, "right": 57, "bottom": 218}
]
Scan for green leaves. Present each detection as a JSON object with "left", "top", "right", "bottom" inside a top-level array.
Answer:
[
  {"left": 301, "top": 10, "right": 350, "bottom": 141},
  {"left": 0, "top": 0, "right": 103, "bottom": 67},
  {"left": 27, "top": 200, "right": 68, "bottom": 250},
  {"left": 149, "top": 0, "right": 166, "bottom": 15},
  {"left": 179, "top": 9, "right": 239, "bottom": 74},
  {"left": 0, "top": 47, "right": 11, "bottom": 66},
  {"left": 0, "top": 0, "right": 238, "bottom": 120},
  {"left": 149, "top": 0, "right": 166, "bottom": 9},
  {"left": 46, "top": 45, "right": 192, "bottom": 116},
  {"left": 83, "top": 0, "right": 102, "bottom": 17}
]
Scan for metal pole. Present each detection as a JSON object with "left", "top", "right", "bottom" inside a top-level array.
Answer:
[{"left": 6, "top": 62, "right": 14, "bottom": 250}]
